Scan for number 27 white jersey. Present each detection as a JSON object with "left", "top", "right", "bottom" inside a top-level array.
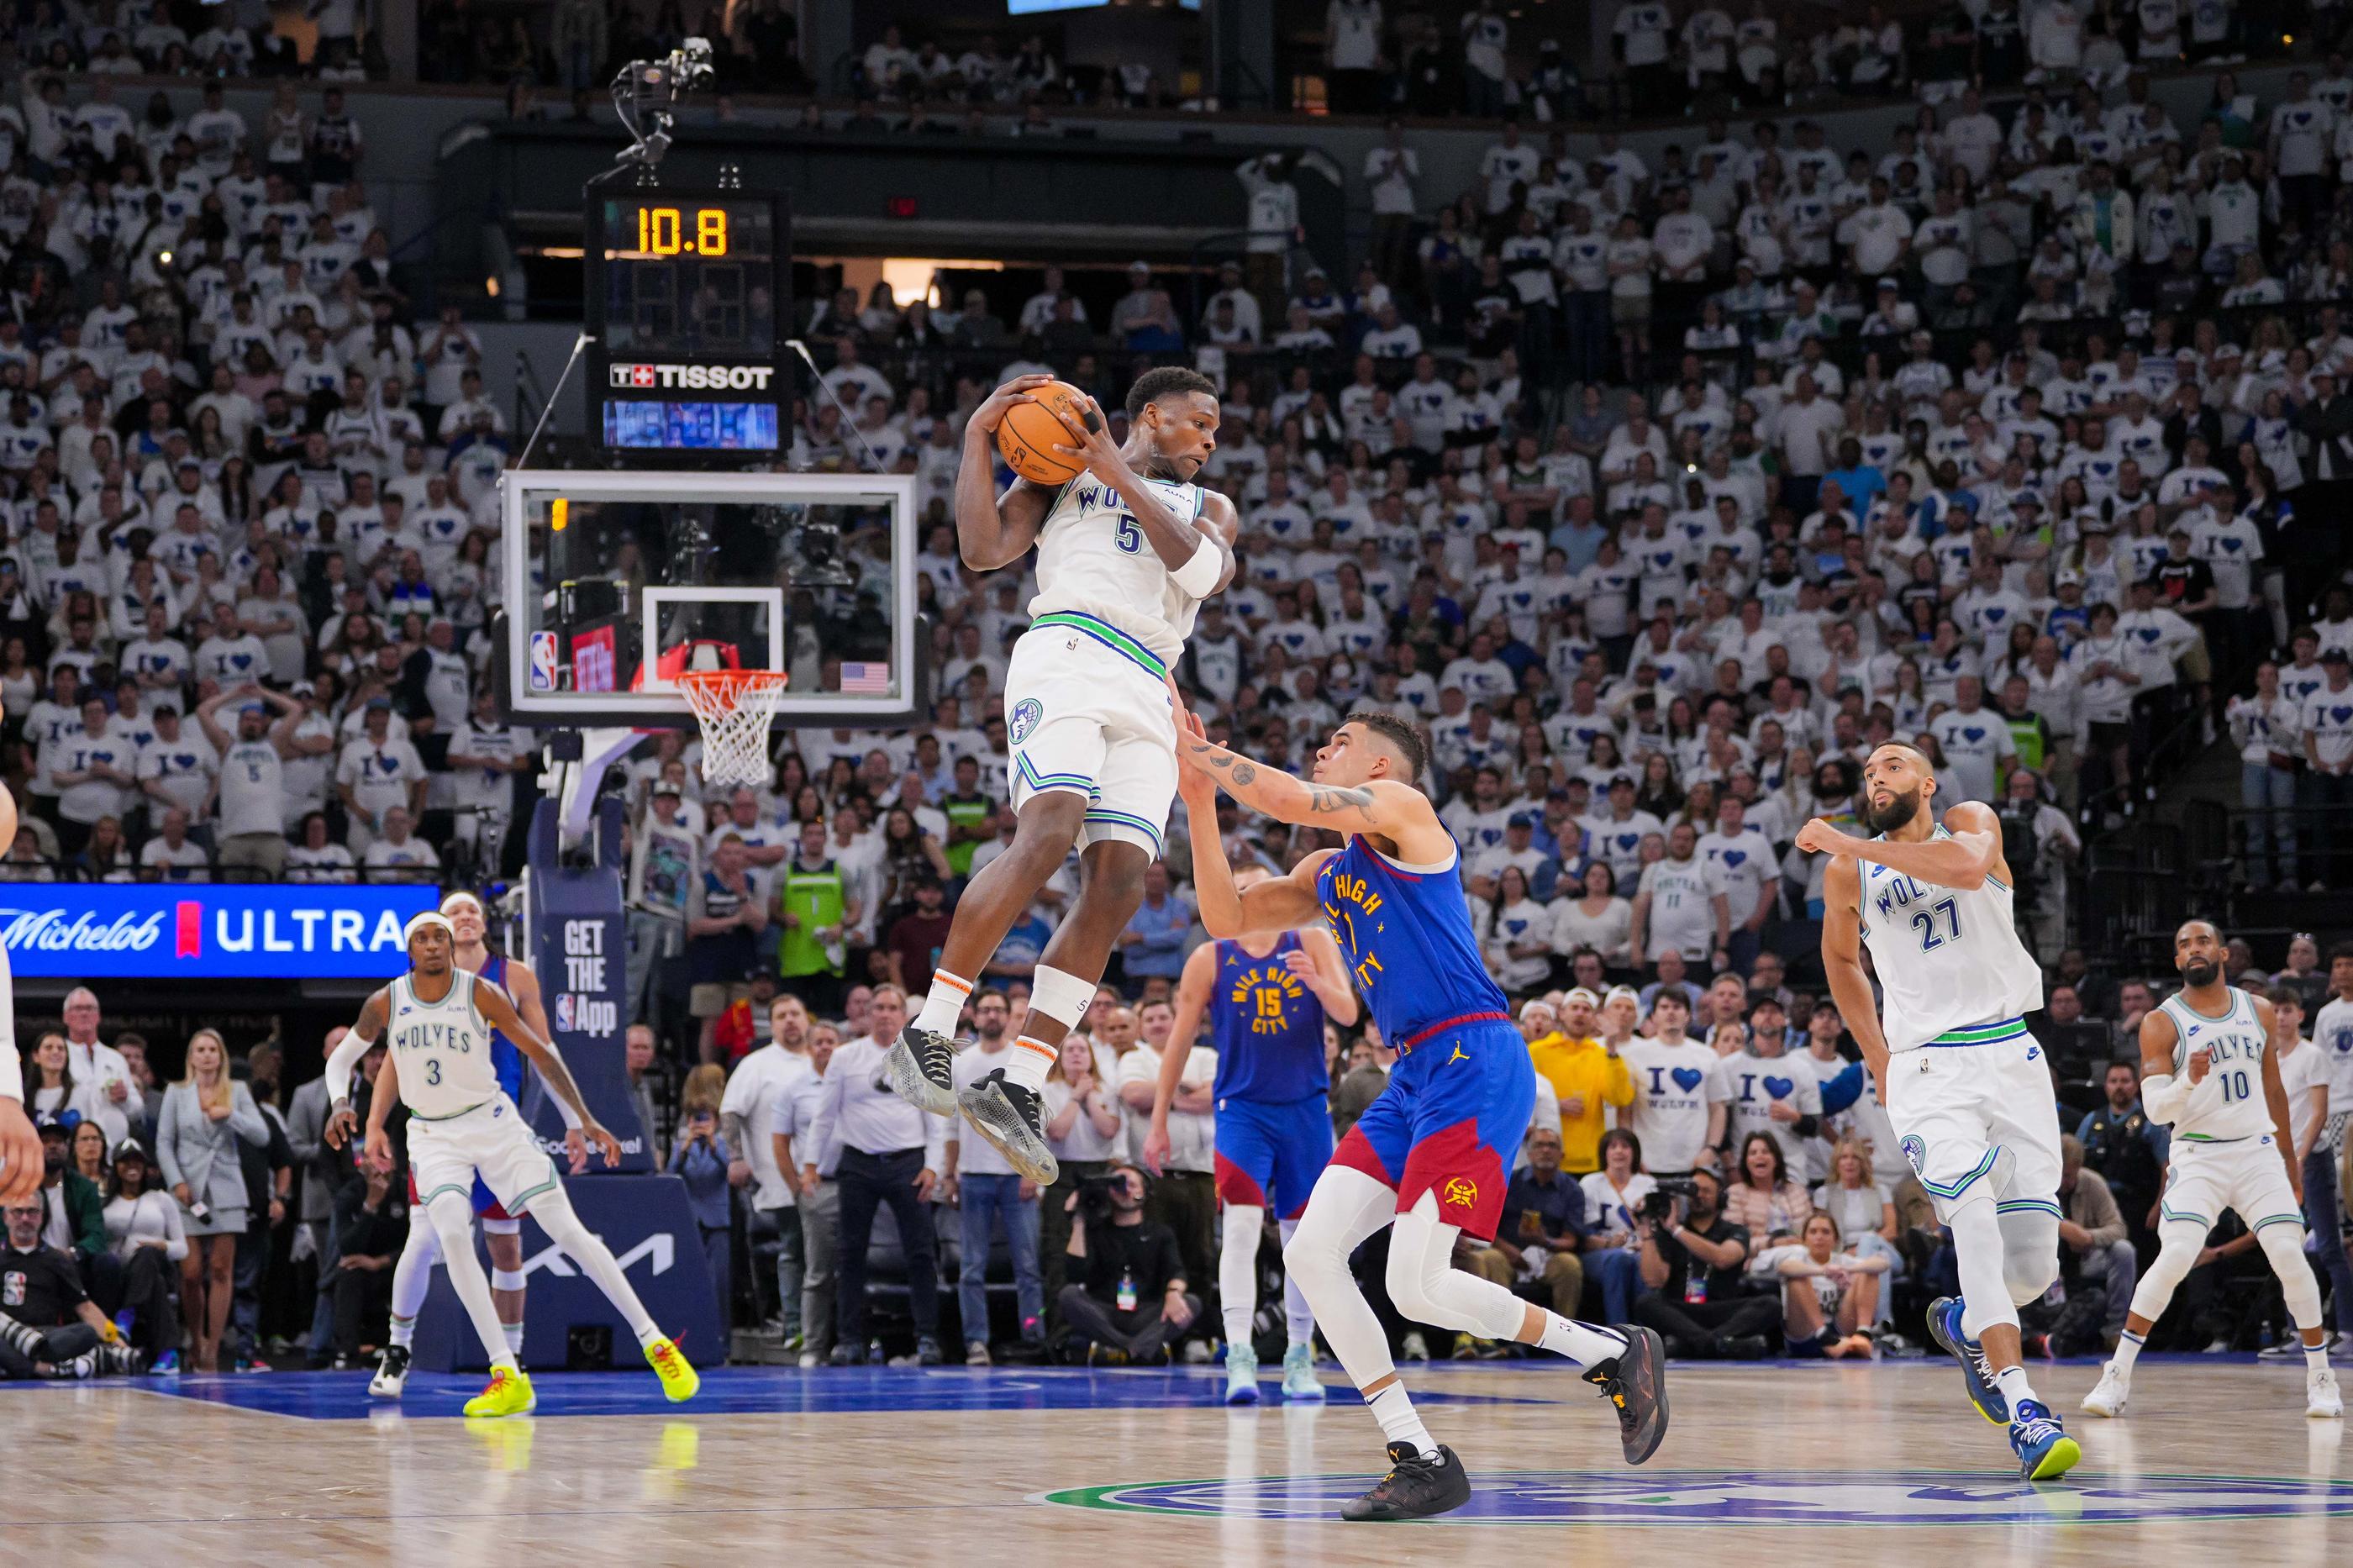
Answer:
[
  {"left": 1856, "top": 824, "right": 2043, "bottom": 1052},
  {"left": 387, "top": 967, "right": 502, "bottom": 1118},
  {"left": 1027, "top": 473, "right": 1211, "bottom": 664}
]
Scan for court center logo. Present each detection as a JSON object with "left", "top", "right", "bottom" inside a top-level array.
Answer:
[
  {"left": 1009, "top": 698, "right": 1043, "bottom": 746},
  {"left": 1038, "top": 1470, "right": 2353, "bottom": 1526}
]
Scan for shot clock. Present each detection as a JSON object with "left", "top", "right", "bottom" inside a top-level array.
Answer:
[{"left": 586, "top": 187, "right": 792, "bottom": 460}]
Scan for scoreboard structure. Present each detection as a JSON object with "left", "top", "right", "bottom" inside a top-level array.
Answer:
[{"left": 585, "top": 187, "right": 791, "bottom": 462}]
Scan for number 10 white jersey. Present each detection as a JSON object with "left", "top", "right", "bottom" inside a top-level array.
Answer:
[
  {"left": 2157, "top": 987, "right": 2275, "bottom": 1142},
  {"left": 1027, "top": 473, "right": 1210, "bottom": 665},
  {"left": 1856, "top": 824, "right": 2043, "bottom": 1053}
]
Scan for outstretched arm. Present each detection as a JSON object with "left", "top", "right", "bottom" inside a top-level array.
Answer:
[
  {"left": 1181, "top": 752, "right": 1329, "bottom": 939},
  {"left": 1145, "top": 939, "right": 1218, "bottom": 1173},
  {"left": 1819, "top": 857, "right": 1891, "bottom": 1088},
  {"left": 1794, "top": 800, "right": 2006, "bottom": 892},
  {"left": 1171, "top": 696, "right": 1452, "bottom": 862},
  {"left": 474, "top": 976, "right": 617, "bottom": 1164}
]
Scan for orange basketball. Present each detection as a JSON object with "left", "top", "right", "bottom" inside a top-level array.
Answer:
[{"left": 995, "top": 380, "right": 1096, "bottom": 486}]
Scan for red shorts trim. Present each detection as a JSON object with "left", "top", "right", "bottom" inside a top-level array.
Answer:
[
  {"left": 1213, "top": 1151, "right": 1270, "bottom": 1210},
  {"left": 1329, "top": 1123, "right": 1398, "bottom": 1188},
  {"left": 1396, "top": 1118, "right": 1511, "bottom": 1242}
]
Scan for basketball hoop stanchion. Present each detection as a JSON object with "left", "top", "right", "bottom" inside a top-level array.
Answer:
[{"left": 676, "top": 669, "right": 792, "bottom": 789}]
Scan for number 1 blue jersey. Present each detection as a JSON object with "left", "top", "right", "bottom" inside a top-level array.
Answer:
[
  {"left": 1209, "top": 932, "right": 1329, "bottom": 1104},
  {"left": 1315, "top": 833, "right": 1509, "bottom": 1050}
]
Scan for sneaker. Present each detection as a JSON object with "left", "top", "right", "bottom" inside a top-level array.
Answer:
[
  {"left": 374, "top": 1337, "right": 416, "bottom": 1384},
  {"left": 99, "top": 1342, "right": 146, "bottom": 1376},
  {"left": 885, "top": 1027, "right": 959, "bottom": 1116},
  {"left": 955, "top": 1068, "right": 1060, "bottom": 1185},
  {"left": 646, "top": 1337, "right": 699, "bottom": 1402},
  {"left": 464, "top": 1366, "right": 537, "bottom": 1418},
  {"left": 1450, "top": 1332, "right": 1478, "bottom": 1360},
  {"left": 1224, "top": 1344, "right": 1260, "bottom": 1405},
  {"left": 2262, "top": 1332, "right": 2335, "bottom": 1360},
  {"left": 1182, "top": 1339, "right": 1214, "bottom": 1365},
  {"left": 1401, "top": 1330, "right": 1430, "bottom": 1363},
  {"left": 781, "top": 1332, "right": 805, "bottom": 1354},
  {"left": 2311, "top": 1365, "right": 2345, "bottom": 1419},
  {"left": 797, "top": 1351, "right": 821, "bottom": 1370},
  {"left": 966, "top": 1340, "right": 992, "bottom": 1366},
  {"left": 1926, "top": 1296, "right": 2009, "bottom": 1425},
  {"left": 1282, "top": 1342, "right": 1324, "bottom": 1401},
  {"left": 1582, "top": 1325, "right": 1669, "bottom": 1465},
  {"left": 2081, "top": 1364, "right": 2129, "bottom": 1418},
  {"left": 866, "top": 1339, "right": 887, "bottom": 1365},
  {"left": 152, "top": 1350, "right": 181, "bottom": 1376},
  {"left": 55, "top": 1352, "right": 97, "bottom": 1379},
  {"left": 827, "top": 1344, "right": 858, "bottom": 1366},
  {"left": 2008, "top": 1399, "right": 2082, "bottom": 1481},
  {"left": 1341, "top": 1443, "right": 1473, "bottom": 1523},
  {"left": 915, "top": 1336, "right": 944, "bottom": 1366}
]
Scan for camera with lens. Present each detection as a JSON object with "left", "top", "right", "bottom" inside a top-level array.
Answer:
[
  {"left": 1639, "top": 1176, "right": 1702, "bottom": 1224},
  {"left": 1076, "top": 1171, "right": 1129, "bottom": 1223}
]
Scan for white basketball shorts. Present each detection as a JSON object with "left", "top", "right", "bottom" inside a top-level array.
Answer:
[
  {"left": 2161, "top": 1132, "right": 2307, "bottom": 1237},
  {"left": 1002, "top": 611, "right": 1176, "bottom": 860},
  {"left": 1882, "top": 1017, "right": 2063, "bottom": 1224},
  {"left": 408, "top": 1093, "right": 565, "bottom": 1218}
]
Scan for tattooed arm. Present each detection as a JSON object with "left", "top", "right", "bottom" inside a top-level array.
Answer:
[{"left": 1169, "top": 699, "right": 1455, "bottom": 863}]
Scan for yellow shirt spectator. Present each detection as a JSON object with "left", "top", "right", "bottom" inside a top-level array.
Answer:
[{"left": 1526, "top": 1030, "right": 1634, "bottom": 1174}]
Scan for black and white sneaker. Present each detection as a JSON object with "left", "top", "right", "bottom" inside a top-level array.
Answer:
[
  {"left": 1342, "top": 1442, "right": 1473, "bottom": 1522},
  {"left": 956, "top": 1067, "right": 1060, "bottom": 1184},
  {"left": 370, "top": 1344, "right": 412, "bottom": 1399},
  {"left": 1582, "top": 1325, "right": 1670, "bottom": 1465},
  {"left": 886, "top": 1028, "right": 959, "bottom": 1117}
]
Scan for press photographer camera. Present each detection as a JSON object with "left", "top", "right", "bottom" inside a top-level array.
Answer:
[
  {"left": 1629, "top": 1167, "right": 1781, "bottom": 1360},
  {"left": 1060, "top": 1162, "right": 1201, "bottom": 1365},
  {"left": 1638, "top": 1176, "right": 1703, "bottom": 1226}
]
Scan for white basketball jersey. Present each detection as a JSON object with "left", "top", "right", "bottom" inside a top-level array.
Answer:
[
  {"left": 1856, "top": 825, "right": 2044, "bottom": 1052},
  {"left": 387, "top": 967, "right": 499, "bottom": 1118},
  {"left": 1027, "top": 473, "right": 1210, "bottom": 663},
  {"left": 2158, "top": 987, "right": 2274, "bottom": 1142}
]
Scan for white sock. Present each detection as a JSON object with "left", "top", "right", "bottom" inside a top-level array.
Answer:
[
  {"left": 1995, "top": 1364, "right": 2041, "bottom": 1414},
  {"left": 1006, "top": 1035, "right": 1057, "bottom": 1092},
  {"left": 2110, "top": 1329, "right": 2144, "bottom": 1374},
  {"left": 388, "top": 1313, "right": 416, "bottom": 1350},
  {"left": 1366, "top": 1381, "right": 1436, "bottom": 1460},
  {"left": 503, "top": 1320, "right": 525, "bottom": 1355},
  {"left": 2309, "top": 1340, "right": 2332, "bottom": 1374},
  {"left": 914, "top": 971, "right": 973, "bottom": 1039},
  {"left": 1538, "top": 1312, "right": 1629, "bottom": 1370}
]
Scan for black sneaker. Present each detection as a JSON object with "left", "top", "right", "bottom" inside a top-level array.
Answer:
[
  {"left": 1342, "top": 1442, "right": 1472, "bottom": 1522},
  {"left": 370, "top": 1344, "right": 412, "bottom": 1397},
  {"left": 956, "top": 1067, "right": 1060, "bottom": 1184},
  {"left": 1581, "top": 1325, "right": 1669, "bottom": 1465},
  {"left": 886, "top": 1028, "right": 958, "bottom": 1116},
  {"left": 97, "top": 1342, "right": 145, "bottom": 1376}
]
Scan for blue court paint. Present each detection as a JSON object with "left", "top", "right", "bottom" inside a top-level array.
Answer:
[{"left": 106, "top": 1365, "right": 1556, "bottom": 1421}]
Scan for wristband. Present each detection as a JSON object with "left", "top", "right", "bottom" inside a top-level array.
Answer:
[{"left": 1169, "top": 532, "right": 1223, "bottom": 597}]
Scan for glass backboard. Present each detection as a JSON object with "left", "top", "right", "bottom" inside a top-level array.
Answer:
[{"left": 497, "top": 469, "right": 921, "bottom": 728}]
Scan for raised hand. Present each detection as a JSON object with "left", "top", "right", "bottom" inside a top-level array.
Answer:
[{"left": 969, "top": 373, "right": 1057, "bottom": 434}]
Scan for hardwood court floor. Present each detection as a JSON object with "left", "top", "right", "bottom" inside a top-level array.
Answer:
[{"left": 4, "top": 1357, "right": 2349, "bottom": 1566}]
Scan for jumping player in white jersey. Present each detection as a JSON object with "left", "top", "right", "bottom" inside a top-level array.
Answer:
[
  {"left": 890, "top": 369, "right": 1238, "bottom": 1186},
  {"left": 0, "top": 757, "right": 37, "bottom": 1207},
  {"left": 2082, "top": 923, "right": 2343, "bottom": 1420},
  {"left": 1803, "top": 743, "right": 2080, "bottom": 1481},
  {"left": 338, "top": 913, "right": 698, "bottom": 1416},
  {"left": 335, "top": 890, "right": 581, "bottom": 1399}
]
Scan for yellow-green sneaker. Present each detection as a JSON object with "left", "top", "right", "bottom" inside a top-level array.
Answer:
[
  {"left": 647, "top": 1337, "right": 699, "bottom": 1402},
  {"left": 464, "top": 1365, "right": 536, "bottom": 1418}
]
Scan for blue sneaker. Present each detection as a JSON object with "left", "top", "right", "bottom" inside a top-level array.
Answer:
[
  {"left": 1224, "top": 1345, "right": 1260, "bottom": 1405},
  {"left": 1925, "top": 1296, "right": 2008, "bottom": 1424},
  {"left": 2009, "top": 1399, "right": 2082, "bottom": 1481},
  {"left": 1281, "top": 1342, "right": 1325, "bottom": 1401}
]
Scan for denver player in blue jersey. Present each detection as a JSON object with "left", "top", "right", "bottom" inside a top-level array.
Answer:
[
  {"left": 1143, "top": 866, "right": 1357, "bottom": 1406},
  {"left": 1171, "top": 693, "right": 1668, "bottom": 1521}
]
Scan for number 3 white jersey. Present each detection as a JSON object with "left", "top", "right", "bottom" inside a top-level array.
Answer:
[
  {"left": 2156, "top": 987, "right": 2274, "bottom": 1142},
  {"left": 1027, "top": 473, "right": 1211, "bottom": 664},
  {"left": 387, "top": 967, "right": 501, "bottom": 1118},
  {"left": 1856, "top": 823, "right": 2043, "bottom": 1052}
]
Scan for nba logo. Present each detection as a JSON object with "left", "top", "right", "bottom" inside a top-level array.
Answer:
[
  {"left": 554, "top": 994, "right": 576, "bottom": 1031},
  {"left": 528, "top": 631, "right": 559, "bottom": 692}
]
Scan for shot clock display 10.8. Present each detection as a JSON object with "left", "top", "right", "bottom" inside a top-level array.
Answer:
[{"left": 595, "top": 194, "right": 777, "bottom": 359}]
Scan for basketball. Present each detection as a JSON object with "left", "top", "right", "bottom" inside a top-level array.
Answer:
[{"left": 995, "top": 380, "right": 1096, "bottom": 485}]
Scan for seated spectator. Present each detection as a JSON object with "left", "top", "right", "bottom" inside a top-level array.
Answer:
[
  {"left": 1057, "top": 1162, "right": 1199, "bottom": 1365},
  {"left": 1719, "top": 1130, "right": 1813, "bottom": 1244},
  {"left": 0, "top": 1196, "right": 144, "bottom": 1378},
  {"left": 1811, "top": 1137, "right": 1905, "bottom": 1320},
  {"left": 1772, "top": 1212, "right": 1887, "bottom": 1358},
  {"left": 97, "top": 1140, "right": 183, "bottom": 1371},
  {"left": 1580, "top": 1127, "right": 1654, "bottom": 1324},
  {"left": 1629, "top": 1165, "right": 1779, "bottom": 1359},
  {"left": 2025, "top": 1134, "right": 2138, "bottom": 1357},
  {"left": 328, "top": 1154, "right": 404, "bottom": 1368}
]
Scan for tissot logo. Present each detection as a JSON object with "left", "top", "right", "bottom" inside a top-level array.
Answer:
[{"left": 608, "top": 363, "right": 776, "bottom": 392}]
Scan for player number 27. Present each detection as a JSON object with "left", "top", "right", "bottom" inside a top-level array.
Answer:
[
  {"left": 1113, "top": 513, "right": 1142, "bottom": 554},
  {"left": 1910, "top": 897, "right": 1961, "bottom": 953}
]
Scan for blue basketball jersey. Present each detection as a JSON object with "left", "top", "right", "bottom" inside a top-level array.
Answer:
[
  {"left": 1315, "top": 833, "right": 1509, "bottom": 1049},
  {"left": 1209, "top": 931, "right": 1329, "bottom": 1103},
  {"left": 482, "top": 953, "right": 526, "bottom": 1101}
]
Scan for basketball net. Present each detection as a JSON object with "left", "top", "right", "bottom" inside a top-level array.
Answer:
[{"left": 676, "top": 669, "right": 789, "bottom": 788}]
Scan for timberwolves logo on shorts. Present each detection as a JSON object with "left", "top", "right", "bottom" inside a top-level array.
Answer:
[
  {"left": 1899, "top": 1134, "right": 1926, "bottom": 1175},
  {"left": 1009, "top": 698, "right": 1043, "bottom": 745}
]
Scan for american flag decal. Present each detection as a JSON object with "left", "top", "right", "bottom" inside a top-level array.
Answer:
[{"left": 840, "top": 662, "right": 891, "bottom": 695}]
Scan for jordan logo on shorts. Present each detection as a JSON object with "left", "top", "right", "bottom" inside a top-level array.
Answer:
[{"left": 1447, "top": 1044, "right": 1470, "bottom": 1066}]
